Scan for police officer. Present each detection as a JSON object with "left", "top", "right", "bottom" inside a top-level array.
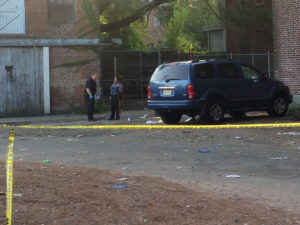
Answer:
[
  {"left": 84, "top": 73, "right": 97, "bottom": 121},
  {"left": 109, "top": 77, "right": 123, "bottom": 120}
]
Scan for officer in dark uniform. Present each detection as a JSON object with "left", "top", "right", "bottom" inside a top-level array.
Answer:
[
  {"left": 109, "top": 77, "right": 123, "bottom": 120},
  {"left": 84, "top": 73, "right": 97, "bottom": 121}
]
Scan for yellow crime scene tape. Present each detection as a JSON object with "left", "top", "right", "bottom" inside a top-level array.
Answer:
[
  {"left": 0, "top": 122, "right": 299, "bottom": 129},
  {"left": 6, "top": 129, "right": 15, "bottom": 225}
]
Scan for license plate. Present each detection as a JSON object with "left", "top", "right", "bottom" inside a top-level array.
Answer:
[{"left": 163, "top": 89, "right": 172, "bottom": 96}]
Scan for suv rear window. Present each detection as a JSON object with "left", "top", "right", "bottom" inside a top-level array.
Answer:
[
  {"left": 193, "top": 64, "right": 214, "bottom": 79},
  {"left": 150, "top": 64, "right": 189, "bottom": 81}
]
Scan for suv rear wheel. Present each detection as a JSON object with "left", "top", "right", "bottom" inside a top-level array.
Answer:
[
  {"left": 160, "top": 111, "right": 182, "bottom": 124},
  {"left": 268, "top": 94, "right": 288, "bottom": 117},
  {"left": 204, "top": 98, "right": 224, "bottom": 124}
]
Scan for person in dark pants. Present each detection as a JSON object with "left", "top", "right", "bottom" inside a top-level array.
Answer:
[
  {"left": 84, "top": 73, "right": 97, "bottom": 122},
  {"left": 109, "top": 77, "right": 123, "bottom": 120}
]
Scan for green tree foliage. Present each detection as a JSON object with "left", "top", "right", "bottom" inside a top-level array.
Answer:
[
  {"left": 79, "top": 0, "right": 176, "bottom": 50},
  {"left": 164, "top": 2, "right": 189, "bottom": 49},
  {"left": 162, "top": 0, "right": 219, "bottom": 52}
]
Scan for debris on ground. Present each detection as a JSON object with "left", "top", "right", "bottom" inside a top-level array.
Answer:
[
  {"left": 235, "top": 136, "right": 243, "bottom": 139},
  {"left": 76, "top": 135, "right": 84, "bottom": 138},
  {"left": 269, "top": 157, "right": 289, "bottom": 160},
  {"left": 0, "top": 162, "right": 297, "bottom": 225},
  {"left": 198, "top": 146, "right": 216, "bottom": 153},
  {"left": 184, "top": 117, "right": 194, "bottom": 122},
  {"left": 13, "top": 193, "right": 23, "bottom": 197},
  {"left": 117, "top": 178, "right": 128, "bottom": 181},
  {"left": 113, "top": 185, "right": 128, "bottom": 189},
  {"left": 145, "top": 120, "right": 163, "bottom": 125},
  {"left": 277, "top": 132, "right": 300, "bottom": 136},
  {"left": 43, "top": 160, "right": 51, "bottom": 163},
  {"left": 226, "top": 175, "right": 242, "bottom": 178}
]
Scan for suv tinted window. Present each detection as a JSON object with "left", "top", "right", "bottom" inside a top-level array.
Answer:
[
  {"left": 241, "top": 64, "right": 261, "bottom": 80},
  {"left": 218, "top": 63, "right": 239, "bottom": 79},
  {"left": 194, "top": 64, "right": 214, "bottom": 79},
  {"left": 150, "top": 64, "right": 188, "bottom": 81}
]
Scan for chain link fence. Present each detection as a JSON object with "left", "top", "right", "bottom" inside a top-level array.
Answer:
[{"left": 101, "top": 50, "right": 274, "bottom": 104}]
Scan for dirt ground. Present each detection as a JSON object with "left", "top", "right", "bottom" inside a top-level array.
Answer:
[{"left": 0, "top": 162, "right": 299, "bottom": 225}]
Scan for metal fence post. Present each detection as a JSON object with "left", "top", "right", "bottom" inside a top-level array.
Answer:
[
  {"left": 113, "top": 56, "right": 117, "bottom": 76},
  {"left": 139, "top": 51, "right": 144, "bottom": 104},
  {"left": 158, "top": 42, "right": 161, "bottom": 65}
]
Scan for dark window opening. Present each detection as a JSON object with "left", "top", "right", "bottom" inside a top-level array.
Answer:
[
  {"left": 218, "top": 63, "right": 239, "bottom": 79},
  {"left": 194, "top": 64, "right": 214, "bottom": 79},
  {"left": 5, "top": 66, "right": 13, "bottom": 72},
  {"left": 48, "top": 0, "right": 75, "bottom": 25}
]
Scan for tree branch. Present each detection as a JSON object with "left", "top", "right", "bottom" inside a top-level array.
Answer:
[
  {"left": 100, "top": 0, "right": 175, "bottom": 32},
  {"left": 204, "top": 0, "right": 221, "bottom": 20}
]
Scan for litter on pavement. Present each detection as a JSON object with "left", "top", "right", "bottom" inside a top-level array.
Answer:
[
  {"left": 235, "top": 136, "right": 243, "bottom": 139},
  {"left": 197, "top": 146, "right": 216, "bottom": 153},
  {"left": 269, "top": 157, "right": 288, "bottom": 160},
  {"left": 117, "top": 178, "right": 128, "bottom": 181},
  {"left": 226, "top": 175, "right": 241, "bottom": 178},
  {"left": 13, "top": 193, "right": 23, "bottom": 197},
  {"left": 43, "top": 160, "right": 51, "bottom": 163},
  {"left": 127, "top": 117, "right": 133, "bottom": 122},
  {"left": 139, "top": 115, "right": 148, "bottom": 119},
  {"left": 184, "top": 117, "right": 193, "bottom": 122},
  {"left": 113, "top": 185, "right": 128, "bottom": 189},
  {"left": 277, "top": 132, "right": 300, "bottom": 136},
  {"left": 145, "top": 120, "right": 163, "bottom": 124}
]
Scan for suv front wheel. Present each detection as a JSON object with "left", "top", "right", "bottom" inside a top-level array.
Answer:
[
  {"left": 204, "top": 98, "right": 224, "bottom": 124},
  {"left": 268, "top": 94, "right": 288, "bottom": 117},
  {"left": 160, "top": 111, "right": 182, "bottom": 124}
]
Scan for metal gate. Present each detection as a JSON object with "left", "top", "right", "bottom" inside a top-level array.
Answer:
[{"left": 0, "top": 47, "right": 44, "bottom": 116}]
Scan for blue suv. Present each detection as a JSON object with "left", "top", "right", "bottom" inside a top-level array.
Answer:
[{"left": 147, "top": 60, "right": 293, "bottom": 124}]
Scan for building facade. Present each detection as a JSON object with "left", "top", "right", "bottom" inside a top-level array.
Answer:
[
  {"left": 206, "top": 0, "right": 273, "bottom": 53},
  {"left": 0, "top": 0, "right": 100, "bottom": 115}
]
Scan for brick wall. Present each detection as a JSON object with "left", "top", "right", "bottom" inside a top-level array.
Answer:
[
  {"left": 273, "top": 0, "right": 300, "bottom": 98},
  {"left": 23, "top": 0, "right": 100, "bottom": 112},
  {"left": 50, "top": 47, "right": 100, "bottom": 112}
]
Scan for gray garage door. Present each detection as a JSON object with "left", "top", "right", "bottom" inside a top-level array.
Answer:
[{"left": 0, "top": 47, "right": 44, "bottom": 116}]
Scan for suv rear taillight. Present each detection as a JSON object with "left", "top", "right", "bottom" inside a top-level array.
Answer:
[
  {"left": 147, "top": 85, "right": 152, "bottom": 100},
  {"left": 187, "top": 84, "right": 195, "bottom": 100}
]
